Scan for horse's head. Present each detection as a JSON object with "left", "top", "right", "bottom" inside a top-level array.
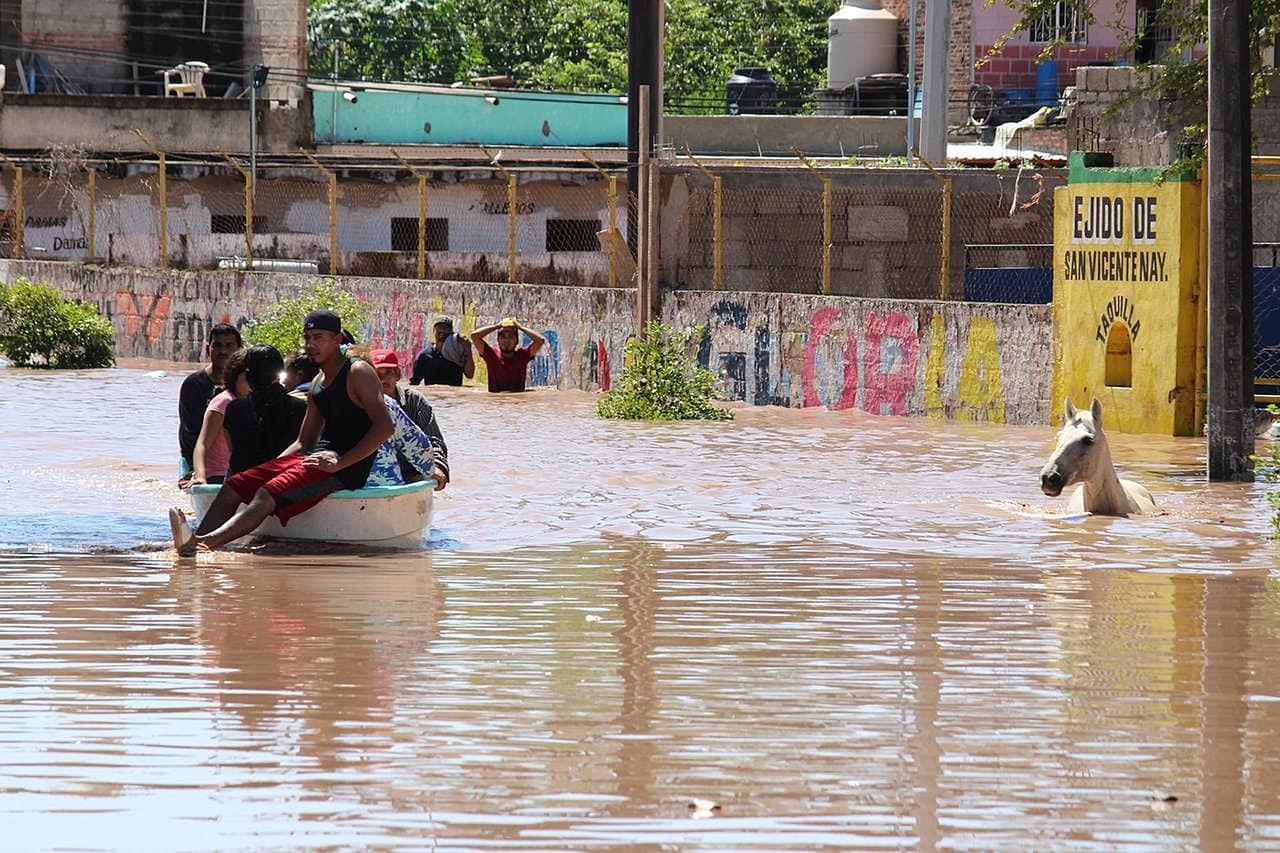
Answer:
[{"left": 1040, "top": 397, "right": 1107, "bottom": 496}]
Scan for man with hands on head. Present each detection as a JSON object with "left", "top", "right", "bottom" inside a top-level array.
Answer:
[
  {"left": 168, "top": 309, "right": 394, "bottom": 555},
  {"left": 470, "top": 317, "right": 546, "bottom": 393}
]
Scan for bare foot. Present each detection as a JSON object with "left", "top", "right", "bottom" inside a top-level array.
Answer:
[{"left": 168, "top": 507, "right": 197, "bottom": 557}]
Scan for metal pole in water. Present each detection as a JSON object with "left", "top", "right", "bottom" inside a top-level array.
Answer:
[
  {"left": 907, "top": 0, "right": 917, "bottom": 163},
  {"left": 920, "top": 0, "right": 950, "bottom": 163},
  {"left": 1206, "top": 0, "right": 1255, "bottom": 480}
]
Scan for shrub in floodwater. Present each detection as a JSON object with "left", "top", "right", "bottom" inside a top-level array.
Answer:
[
  {"left": 596, "top": 321, "right": 732, "bottom": 421},
  {"left": 0, "top": 278, "right": 114, "bottom": 369},
  {"left": 1252, "top": 404, "right": 1280, "bottom": 537},
  {"left": 246, "top": 279, "right": 370, "bottom": 355}
]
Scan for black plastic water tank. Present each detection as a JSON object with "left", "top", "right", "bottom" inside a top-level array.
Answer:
[{"left": 726, "top": 67, "right": 777, "bottom": 115}]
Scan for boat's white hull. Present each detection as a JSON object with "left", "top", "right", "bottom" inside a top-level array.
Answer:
[{"left": 188, "top": 480, "right": 433, "bottom": 548}]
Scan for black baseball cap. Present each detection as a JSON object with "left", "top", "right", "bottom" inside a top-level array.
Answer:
[{"left": 303, "top": 310, "right": 342, "bottom": 334}]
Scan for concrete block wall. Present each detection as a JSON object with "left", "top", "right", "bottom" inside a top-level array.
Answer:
[
  {"left": 1065, "top": 66, "right": 1180, "bottom": 168},
  {"left": 244, "top": 0, "right": 307, "bottom": 102},
  {"left": 663, "top": 166, "right": 1060, "bottom": 298},
  {"left": 1067, "top": 65, "right": 1280, "bottom": 167},
  {"left": 2, "top": 259, "right": 1055, "bottom": 425}
]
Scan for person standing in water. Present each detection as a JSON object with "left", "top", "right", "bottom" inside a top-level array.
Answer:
[
  {"left": 169, "top": 310, "right": 393, "bottom": 555},
  {"left": 178, "top": 323, "right": 242, "bottom": 483},
  {"left": 470, "top": 317, "right": 546, "bottom": 392},
  {"left": 410, "top": 316, "right": 474, "bottom": 387}
]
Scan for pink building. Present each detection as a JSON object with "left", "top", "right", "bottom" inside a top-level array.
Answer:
[{"left": 971, "top": 0, "right": 1159, "bottom": 96}]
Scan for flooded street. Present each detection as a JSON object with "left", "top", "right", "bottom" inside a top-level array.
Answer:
[{"left": 2, "top": 364, "right": 1280, "bottom": 848}]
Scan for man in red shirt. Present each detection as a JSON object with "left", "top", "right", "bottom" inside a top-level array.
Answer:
[{"left": 470, "top": 317, "right": 546, "bottom": 392}]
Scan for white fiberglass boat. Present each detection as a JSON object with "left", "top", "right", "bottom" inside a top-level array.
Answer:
[{"left": 187, "top": 480, "right": 434, "bottom": 548}]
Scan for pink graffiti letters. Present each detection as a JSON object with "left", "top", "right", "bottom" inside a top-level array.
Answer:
[
  {"left": 861, "top": 310, "right": 919, "bottom": 416},
  {"left": 802, "top": 307, "right": 859, "bottom": 410}
]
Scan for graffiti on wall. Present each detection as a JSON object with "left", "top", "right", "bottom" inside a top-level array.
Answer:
[
  {"left": 28, "top": 263, "right": 1037, "bottom": 423},
  {"left": 691, "top": 297, "right": 1014, "bottom": 421},
  {"left": 360, "top": 288, "right": 620, "bottom": 392}
]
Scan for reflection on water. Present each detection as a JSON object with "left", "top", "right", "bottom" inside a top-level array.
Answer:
[{"left": 1, "top": 365, "right": 1279, "bottom": 847}]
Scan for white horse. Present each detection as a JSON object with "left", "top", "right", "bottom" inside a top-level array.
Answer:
[{"left": 1039, "top": 397, "right": 1156, "bottom": 517}]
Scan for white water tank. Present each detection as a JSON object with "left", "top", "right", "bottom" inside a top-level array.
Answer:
[{"left": 827, "top": 0, "right": 899, "bottom": 89}]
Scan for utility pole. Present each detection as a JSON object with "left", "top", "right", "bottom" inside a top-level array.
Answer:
[
  {"left": 907, "top": 0, "right": 918, "bottom": 163},
  {"left": 920, "top": 0, "right": 950, "bottom": 163},
  {"left": 627, "top": 0, "right": 662, "bottom": 252},
  {"left": 1206, "top": 0, "right": 1255, "bottom": 481},
  {"left": 250, "top": 65, "right": 269, "bottom": 202}
]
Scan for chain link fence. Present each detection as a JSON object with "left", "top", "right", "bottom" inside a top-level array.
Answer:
[
  {"left": 0, "top": 151, "right": 630, "bottom": 287},
  {"left": 672, "top": 160, "right": 1065, "bottom": 300}
]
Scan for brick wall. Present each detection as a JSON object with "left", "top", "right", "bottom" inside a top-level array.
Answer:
[{"left": 974, "top": 43, "right": 1118, "bottom": 96}]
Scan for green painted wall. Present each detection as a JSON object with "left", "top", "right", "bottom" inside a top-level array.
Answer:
[{"left": 312, "top": 84, "right": 627, "bottom": 147}]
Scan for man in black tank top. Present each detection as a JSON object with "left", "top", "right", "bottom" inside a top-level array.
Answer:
[{"left": 168, "top": 310, "right": 394, "bottom": 555}]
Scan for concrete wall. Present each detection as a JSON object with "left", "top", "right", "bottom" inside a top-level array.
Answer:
[
  {"left": 663, "top": 116, "right": 919, "bottom": 158},
  {"left": 673, "top": 290, "right": 1051, "bottom": 420},
  {"left": 0, "top": 95, "right": 309, "bottom": 154},
  {"left": 1, "top": 259, "right": 1054, "bottom": 425}
]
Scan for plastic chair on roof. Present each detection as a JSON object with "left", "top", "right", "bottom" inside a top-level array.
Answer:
[{"left": 162, "top": 61, "right": 210, "bottom": 97}]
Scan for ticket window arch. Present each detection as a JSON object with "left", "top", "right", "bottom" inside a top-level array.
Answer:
[{"left": 1105, "top": 322, "right": 1133, "bottom": 388}]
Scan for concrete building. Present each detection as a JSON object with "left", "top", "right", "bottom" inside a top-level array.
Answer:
[{"left": 0, "top": 0, "right": 308, "bottom": 155}]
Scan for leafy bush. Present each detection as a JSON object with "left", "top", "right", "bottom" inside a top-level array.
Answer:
[
  {"left": 0, "top": 278, "right": 114, "bottom": 369},
  {"left": 245, "top": 279, "right": 369, "bottom": 355},
  {"left": 596, "top": 322, "right": 732, "bottom": 421},
  {"left": 1253, "top": 404, "right": 1280, "bottom": 537}
]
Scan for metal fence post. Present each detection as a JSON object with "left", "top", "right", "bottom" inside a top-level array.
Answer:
[
  {"left": 795, "top": 149, "right": 831, "bottom": 295},
  {"left": 481, "top": 145, "right": 518, "bottom": 283},
  {"left": 0, "top": 154, "right": 23, "bottom": 259},
  {"left": 133, "top": 129, "right": 167, "bottom": 268},
  {"left": 219, "top": 151, "right": 254, "bottom": 270},
  {"left": 391, "top": 148, "right": 428, "bottom": 279},
  {"left": 917, "top": 155, "right": 952, "bottom": 299},
  {"left": 579, "top": 148, "right": 620, "bottom": 288},
  {"left": 85, "top": 165, "right": 96, "bottom": 262},
  {"left": 685, "top": 147, "right": 723, "bottom": 290},
  {"left": 300, "top": 149, "right": 339, "bottom": 274}
]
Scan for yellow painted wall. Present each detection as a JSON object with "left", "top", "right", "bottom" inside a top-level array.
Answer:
[{"left": 1052, "top": 165, "right": 1201, "bottom": 435}]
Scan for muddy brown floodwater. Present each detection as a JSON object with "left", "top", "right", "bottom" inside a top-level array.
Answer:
[{"left": 2, "top": 362, "right": 1280, "bottom": 848}]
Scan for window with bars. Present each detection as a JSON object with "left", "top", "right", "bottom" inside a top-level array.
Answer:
[
  {"left": 1028, "top": 2, "right": 1087, "bottom": 43},
  {"left": 391, "top": 217, "right": 449, "bottom": 251},
  {"left": 211, "top": 214, "right": 268, "bottom": 234},
  {"left": 545, "top": 219, "right": 601, "bottom": 252}
]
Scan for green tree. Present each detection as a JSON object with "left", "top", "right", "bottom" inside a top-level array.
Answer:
[
  {"left": 309, "top": 0, "right": 469, "bottom": 83},
  {"left": 306, "top": 0, "right": 834, "bottom": 103},
  {"left": 245, "top": 280, "right": 370, "bottom": 356},
  {"left": 0, "top": 278, "right": 114, "bottom": 369},
  {"left": 597, "top": 322, "right": 732, "bottom": 421}
]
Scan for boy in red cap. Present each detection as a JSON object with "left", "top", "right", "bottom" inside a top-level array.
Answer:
[{"left": 371, "top": 348, "right": 449, "bottom": 486}]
